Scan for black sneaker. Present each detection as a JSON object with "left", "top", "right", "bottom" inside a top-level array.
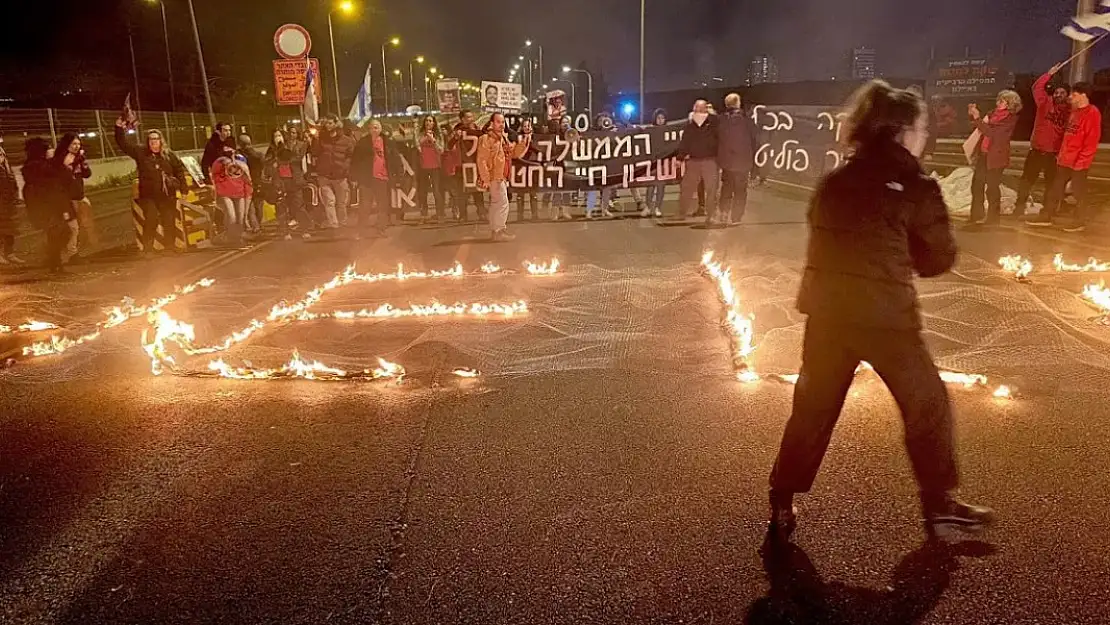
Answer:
[
  {"left": 768, "top": 490, "right": 797, "bottom": 541},
  {"left": 923, "top": 493, "right": 994, "bottom": 540}
]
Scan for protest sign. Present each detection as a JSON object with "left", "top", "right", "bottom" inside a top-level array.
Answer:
[
  {"left": 437, "top": 79, "right": 461, "bottom": 113},
  {"left": 481, "top": 81, "right": 523, "bottom": 114}
]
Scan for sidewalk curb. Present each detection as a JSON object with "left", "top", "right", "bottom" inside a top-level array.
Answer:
[{"left": 0, "top": 239, "right": 273, "bottom": 364}]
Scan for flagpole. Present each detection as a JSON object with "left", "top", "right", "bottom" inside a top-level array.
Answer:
[
  {"left": 1071, "top": 0, "right": 1097, "bottom": 84},
  {"left": 1063, "top": 31, "right": 1108, "bottom": 69}
]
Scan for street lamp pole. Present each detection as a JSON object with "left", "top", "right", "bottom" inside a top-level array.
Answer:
[
  {"left": 408, "top": 57, "right": 424, "bottom": 108},
  {"left": 149, "top": 0, "right": 176, "bottom": 111},
  {"left": 327, "top": 11, "right": 342, "bottom": 113},
  {"left": 565, "top": 67, "right": 593, "bottom": 117},
  {"left": 185, "top": 0, "right": 215, "bottom": 126},
  {"left": 639, "top": 0, "right": 645, "bottom": 124}
]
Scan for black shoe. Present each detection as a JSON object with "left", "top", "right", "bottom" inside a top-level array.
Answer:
[
  {"left": 768, "top": 490, "right": 797, "bottom": 541},
  {"left": 923, "top": 493, "right": 994, "bottom": 540}
]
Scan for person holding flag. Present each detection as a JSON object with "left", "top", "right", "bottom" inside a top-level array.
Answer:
[
  {"left": 1014, "top": 62, "right": 1071, "bottom": 216},
  {"left": 1028, "top": 82, "right": 1102, "bottom": 231}
]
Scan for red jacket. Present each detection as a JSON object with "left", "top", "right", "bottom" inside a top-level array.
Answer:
[
  {"left": 1057, "top": 104, "right": 1102, "bottom": 171},
  {"left": 972, "top": 109, "right": 1017, "bottom": 170},
  {"left": 1029, "top": 71, "right": 1071, "bottom": 153}
]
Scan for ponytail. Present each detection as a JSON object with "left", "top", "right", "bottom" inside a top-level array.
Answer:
[{"left": 842, "top": 80, "right": 924, "bottom": 149}]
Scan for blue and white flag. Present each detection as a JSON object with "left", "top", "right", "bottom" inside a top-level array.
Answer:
[
  {"left": 1062, "top": 0, "right": 1110, "bottom": 42},
  {"left": 347, "top": 63, "right": 373, "bottom": 127},
  {"left": 302, "top": 63, "right": 320, "bottom": 125}
]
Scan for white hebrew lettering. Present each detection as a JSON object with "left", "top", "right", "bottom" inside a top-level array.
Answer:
[
  {"left": 588, "top": 165, "right": 607, "bottom": 185},
  {"left": 633, "top": 133, "right": 652, "bottom": 157},
  {"left": 593, "top": 136, "right": 613, "bottom": 160},
  {"left": 464, "top": 135, "right": 479, "bottom": 157},
  {"left": 553, "top": 137, "right": 571, "bottom": 161},
  {"left": 755, "top": 143, "right": 773, "bottom": 168},
  {"left": 536, "top": 140, "right": 555, "bottom": 162},
  {"left": 825, "top": 149, "right": 843, "bottom": 170},
  {"left": 571, "top": 137, "right": 593, "bottom": 161},
  {"left": 545, "top": 165, "right": 564, "bottom": 188}
]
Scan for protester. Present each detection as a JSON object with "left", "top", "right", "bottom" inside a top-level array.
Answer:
[
  {"left": 674, "top": 99, "right": 720, "bottom": 222},
  {"left": 1014, "top": 63, "right": 1070, "bottom": 216},
  {"left": 717, "top": 93, "right": 760, "bottom": 225},
  {"left": 415, "top": 114, "right": 445, "bottom": 224},
  {"left": 211, "top": 151, "right": 253, "bottom": 246},
  {"left": 447, "top": 110, "right": 487, "bottom": 222},
  {"left": 200, "top": 121, "right": 235, "bottom": 183},
  {"left": 476, "top": 112, "right": 529, "bottom": 241},
  {"left": 767, "top": 80, "right": 991, "bottom": 542},
  {"left": 1027, "top": 83, "right": 1102, "bottom": 232},
  {"left": 283, "top": 126, "right": 312, "bottom": 229},
  {"left": 542, "top": 119, "right": 573, "bottom": 221},
  {"left": 0, "top": 146, "right": 23, "bottom": 265},
  {"left": 51, "top": 133, "right": 91, "bottom": 261},
  {"left": 966, "top": 90, "right": 1021, "bottom": 226},
  {"left": 21, "top": 137, "right": 72, "bottom": 271},
  {"left": 515, "top": 119, "right": 540, "bottom": 221},
  {"left": 351, "top": 119, "right": 399, "bottom": 238},
  {"left": 262, "top": 129, "right": 312, "bottom": 241},
  {"left": 310, "top": 113, "right": 356, "bottom": 230},
  {"left": 114, "top": 118, "right": 187, "bottom": 256},
  {"left": 238, "top": 133, "right": 265, "bottom": 233},
  {"left": 585, "top": 112, "right": 616, "bottom": 219},
  {"left": 641, "top": 108, "right": 668, "bottom": 218}
]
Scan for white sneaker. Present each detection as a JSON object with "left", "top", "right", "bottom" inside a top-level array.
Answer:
[
  {"left": 283, "top": 234, "right": 293, "bottom": 241},
  {"left": 585, "top": 210, "right": 595, "bottom": 219},
  {"left": 301, "top": 232, "right": 313, "bottom": 240},
  {"left": 602, "top": 209, "right": 614, "bottom": 218},
  {"left": 640, "top": 207, "right": 651, "bottom": 218},
  {"left": 653, "top": 208, "right": 663, "bottom": 217}
]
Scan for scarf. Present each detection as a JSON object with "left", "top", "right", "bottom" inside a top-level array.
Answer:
[{"left": 980, "top": 109, "right": 1011, "bottom": 154}]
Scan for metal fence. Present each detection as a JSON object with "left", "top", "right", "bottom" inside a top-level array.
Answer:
[{"left": 0, "top": 108, "right": 301, "bottom": 166}]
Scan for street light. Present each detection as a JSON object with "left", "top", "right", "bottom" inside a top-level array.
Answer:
[
  {"left": 563, "top": 66, "right": 594, "bottom": 116},
  {"left": 327, "top": 0, "right": 356, "bottom": 114},
  {"left": 144, "top": 0, "right": 176, "bottom": 111},
  {"left": 382, "top": 36, "right": 400, "bottom": 113},
  {"left": 185, "top": 0, "right": 215, "bottom": 126},
  {"left": 261, "top": 89, "right": 268, "bottom": 95},
  {"left": 552, "top": 77, "right": 576, "bottom": 110}
]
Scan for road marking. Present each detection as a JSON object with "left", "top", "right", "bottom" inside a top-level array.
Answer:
[{"left": 764, "top": 179, "right": 1110, "bottom": 256}]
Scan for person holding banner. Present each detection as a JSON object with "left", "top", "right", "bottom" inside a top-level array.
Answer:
[
  {"left": 642, "top": 109, "right": 669, "bottom": 218},
  {"left": 447, "top": 110, "right": 487, "bottom": 222},
  {"left": 966, "top": 90, "right": 1021, "bottom": 227},
  {"left": 476, "top": 112, "right": 529, "bottom": 241},
  {"left": 768, "top": 80, "right": 992, "bottom": 542},
  {"left": 515, "top": 119, "right": 541, "bottom": 221}
]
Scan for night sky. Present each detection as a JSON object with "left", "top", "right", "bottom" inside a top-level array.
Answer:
[{"left": 1, "top": 0, "right": 1106, "bottom": 106}]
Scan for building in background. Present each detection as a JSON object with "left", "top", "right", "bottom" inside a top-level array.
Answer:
[
  {"left": 851, "top": 47, "right": 877, "bottom": 80},
  {"left": 747, "top": 55, "right": 779, "bottom": 86}
]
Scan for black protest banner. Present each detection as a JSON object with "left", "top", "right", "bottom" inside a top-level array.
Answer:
[{"left": 749, "top": 105, "right": 847, "bottom": 187}]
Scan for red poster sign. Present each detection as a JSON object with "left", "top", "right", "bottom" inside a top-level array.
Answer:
[{"left": 273, "top": 58, "right": 321, "bottom": 106}]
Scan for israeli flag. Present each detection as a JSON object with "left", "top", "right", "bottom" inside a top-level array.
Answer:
[
  {"left": 302, "top": 63, "right": 319, "bottom": 125},
  {"left": 347, "top": 64, "right": 374, "bottom": 127},
  {"left": 1062, "top": 0, "right": 1110, "bottom": 42}
]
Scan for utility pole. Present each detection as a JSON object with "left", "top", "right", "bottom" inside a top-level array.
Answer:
[{"left": 186, "top": 0, "right": 215, "bottom": 126}]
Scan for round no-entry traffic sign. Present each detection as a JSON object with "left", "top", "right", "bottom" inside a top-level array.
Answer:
[{"left": 274, "top": 24, "right": 312, "bottom": 60}]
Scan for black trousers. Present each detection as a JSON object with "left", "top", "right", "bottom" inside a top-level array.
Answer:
[
  {"left": 275, "top": 179, "right": 311, "bottom": 234},
  {"left": 138, "top": 196, "right": 178, "bottom": 251},
  {"left": 416, "top": 169, "right": 444, "bottom": 218},
  {"left": 969, "top": 158, "right": 1004, "bottom": 223},
  {"left": 515, "top": 191, "right": 538, "bottom": 219},
  {"left": 359, "top": 178, "right": 391, "bottom": 230},
  {"left": 769, "top": 320, "right": 959, "bottom": 497},
  {"left": 1014, "top": 149, "right": 1057, "bottom": 215},
  {"left": 719, "top": 169, "right": 750, "bottom": 222},
  {"left": 44, "top": 222, "right": 70, "bottom": 268},
  {"left": 1042, "top": 165, "right": 1090, "bottom": 224}
]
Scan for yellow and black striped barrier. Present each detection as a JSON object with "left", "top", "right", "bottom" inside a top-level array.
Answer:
[{"left": 132, "top": 173, "right": 212, "bottom": 252}]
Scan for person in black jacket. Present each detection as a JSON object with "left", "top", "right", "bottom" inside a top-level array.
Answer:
[
  {"left": 52, "top": 133, "right": 92, "bottom": 261},
  {"left": 0, "top": 146, "right": 22, "bottom": 265},
  {"left": 263, "top": 129, "right": 312, "bottom": 240},
  {"left": 350, "top": 119, "right": 399, "bottom": 237},
  {"left": 21, "top": 138, "right": 72, "bottom": 272},
  {"left": 716, "top": 93, "right": 759, "bottom": 225},
  {"left": 237, "top": 133, "right": 265, "bottom": 233},
  {"left": 674, "top": 99, "right": 719, "bottom": 222},
  {"left": 767, "top": 80, "right": 992, "bottom": 542},
  {"left": 200, "top": 122, "right": 235, "bottom": 184},
  {"left": 114, "top": 119, "right": 187, "bottom": 256}
]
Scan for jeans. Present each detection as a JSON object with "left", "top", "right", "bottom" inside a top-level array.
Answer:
[
  {"left": 317, "top": 176, "right": 350, "bottom": 228},
  {"left": 217, "top": 196, "right": 248, "bottom": 243},
  {"left": 516, "top": 191, "right": 538, "bottom": 220},
  {"left": 680, "top": 158, "right": 719, "bottom": 218},
  {"left": 645, "top": 183, "right": 666, "bottom": 213},
  {"left": 488, "top": 181, "right": 509, "bottom": 232},
  {"left": 770, "top": 320, "right": 958, "bottom": 498},
  {"left": 586, "top": 187, "right": 613, "bottom": 215},
  {"left": 719, "top": 169, "right": 750, "bottom": 223},
  {"left": 970, "top": 158, "right": 1003, "bottom": 223},
  {"left": 1014, "top": 149, "right": 1057, "bottom": 215},
  {"left": 249, "top": 194, "right": 265, "bottom": 230},
  {"left": 1042, "top": 166, "right": 1090, "bottom": 224},
  {"left": 416, "top": 168, "right": 444, "bottom": 219}
]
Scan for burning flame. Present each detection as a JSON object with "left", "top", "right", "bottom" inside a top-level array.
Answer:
[
  {"left": 453, "top": 368, "right": 480, "bottom": 378},
  {"left": 19, "top": 279, "right": 214, "bottom": 358},
  {"left": 1054, "top": 254, "right": 1110, "bottom": 272},
  {"left": 300, "top": 300, "right": 528, "bottom": 322},
  {"left": 999, "top": 255, "right": 1033, "bottom": 281},
  {"left": 524, "top": 258, "right": 561, "bottom": 275},
  {"left": 702, "top": 251, "right": 758, "bottom": 380},
  {"left": 1081, "top": 281, "right": 1110, "bottom": 314}
]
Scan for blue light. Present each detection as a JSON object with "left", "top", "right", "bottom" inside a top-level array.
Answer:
[{"left": 621, "top": 102, "right": 635, "bottom": 117}]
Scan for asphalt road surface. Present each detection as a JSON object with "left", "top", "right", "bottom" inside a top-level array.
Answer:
[{"left": 2, "top": 185, "right": 1110, "bottom": 624}]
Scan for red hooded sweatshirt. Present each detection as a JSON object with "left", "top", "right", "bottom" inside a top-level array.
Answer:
[
  {"left": 1029, "top": 71, "right": 1070, "bottom": 154},
  {"left": 1057, "top": 104, "right": 1102, "bottom": 171}
]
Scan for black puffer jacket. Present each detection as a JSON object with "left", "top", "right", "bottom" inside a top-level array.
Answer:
[
  {"left": 114, "top": 126, "right": 187, "bottom": 200},
  {"left": 796, "top": 142, "right": 956, "bottom": 330},
  {"left": 717, "top": 108, "right": 759, "bottom": 172},
  {"left": 676, "top": 113, "right": 719, "bottom": 160}
]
